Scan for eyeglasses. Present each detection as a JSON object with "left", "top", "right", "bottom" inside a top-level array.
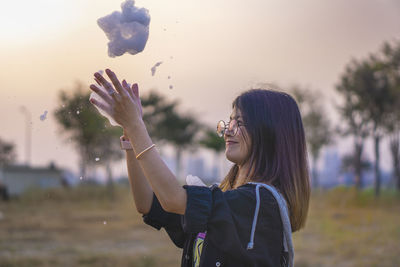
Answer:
[{"left": 216, "top": 119, "right": 244, "bottom": 137}]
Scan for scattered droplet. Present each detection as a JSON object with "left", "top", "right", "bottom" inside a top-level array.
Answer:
[
  {"left": 40, "top": 110, "right": 48, "bottom": 121},
  {"left": 80, "top": 176, "right": 83, "bottom": 180},
  {"left": 103, "top": 221, "right": 107, "bottom": 225},
  {"left": 151, "top": 61, "right": 163, "bottom": 76},
  {"left": 76, "top": 110, "right": 80, "bottom": 114},
  {"left": 95, "top": 157, "right": 100, "bottom": 161}
]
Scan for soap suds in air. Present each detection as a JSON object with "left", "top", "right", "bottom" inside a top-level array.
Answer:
[
  {"left": 40, "top": 111, "right": 48, "bottom": 121},
  {"left": 151, "top": 61, "right": 163, "bottom": 76},
  {"left": 97, "top": 0, "right": 151, "bottom": 57}
]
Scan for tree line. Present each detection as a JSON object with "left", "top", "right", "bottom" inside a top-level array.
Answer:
[
  {"left": 52, "top": 84, "right": 224, "bottom": 188},
  {"left": 292, "top": 40, "right": 400, "bottom": 196},
  {"left": 0, "top": 40, "right": 399, "bottom": 197}
]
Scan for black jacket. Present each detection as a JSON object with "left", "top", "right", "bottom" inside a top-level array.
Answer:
[{"left": 143, "top": 183, "right": 286, "bottom": 267}]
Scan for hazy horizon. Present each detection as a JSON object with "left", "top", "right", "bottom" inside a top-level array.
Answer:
[{"left": 1, "top": 0, "right": 399, "bottom": 179}]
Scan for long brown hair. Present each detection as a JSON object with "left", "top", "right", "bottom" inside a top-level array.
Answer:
[{"left": 220, "top": 89, "right": 311, "bottom": 232}]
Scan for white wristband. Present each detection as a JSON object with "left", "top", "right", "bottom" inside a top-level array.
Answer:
[{"left": 120, "top": 136, "right": 133, "bottom": 150}]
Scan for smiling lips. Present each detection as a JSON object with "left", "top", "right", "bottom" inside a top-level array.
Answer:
[{"left": 226, "top": 141, "right": 238, "bottom": 146}]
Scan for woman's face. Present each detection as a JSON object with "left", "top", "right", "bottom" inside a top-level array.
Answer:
[{"left": 224, "top": 108, "right": 252, "bottom": 166}]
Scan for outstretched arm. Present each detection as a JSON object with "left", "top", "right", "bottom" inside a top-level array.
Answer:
[
  {"left": 124, "top": 120, "right": 187, "bottom": 215},
  {"left": 89, "top": 69, "right": 187, "bottom": 215},
  {"left": 124, "top": 134, "right": 153, "bottom": 214}
]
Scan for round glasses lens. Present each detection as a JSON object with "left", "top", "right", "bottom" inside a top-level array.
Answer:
[
  {"left": 216, "top": 120, "right": 226, "bottom": 137},
  {"left": 228, "top": 120, "right": 238, "bottom": 136}
]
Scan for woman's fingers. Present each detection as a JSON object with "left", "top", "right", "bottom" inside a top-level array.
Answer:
[
  {"left": 94, "top": 72, "right": 118, "bottom": 98},
  {"left": 105, "top": 69, "right": 128, "bottom": 97},
  {"left": 132, "top": 83, "right": 139, "bottom": 98},
  {"left": 89, "top": 84, "right": 114, "bottom": 105},
  {"left": 94, "top": 77, "right": 102, "bottom": 86},
  {"left": 122, "top": 80, "right": 134, "bottom": 99},
  {"left": 131, "top": 83, "right": 143, "bottom": 117},
  {"left": 89, "top": 97, "right": 111, "bottom": 113}
]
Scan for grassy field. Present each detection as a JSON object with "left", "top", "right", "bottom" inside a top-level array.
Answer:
[{"left": 0, "top": 185, "right": 399, "bottom": 267}]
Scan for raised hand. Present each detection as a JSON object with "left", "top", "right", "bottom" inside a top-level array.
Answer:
[{"left": 89, "top": 69, "right": 143, "bottom": 129}]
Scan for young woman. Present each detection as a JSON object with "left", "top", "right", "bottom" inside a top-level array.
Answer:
[{"left": 89, "top": 69, "right": 310, "bottom": 267}]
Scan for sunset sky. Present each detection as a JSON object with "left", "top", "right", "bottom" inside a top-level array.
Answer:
[{"left": 1, "top": 0, "right": 399, "bottom": 178}]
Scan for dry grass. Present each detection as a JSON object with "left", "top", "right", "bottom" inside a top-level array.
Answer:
[
  {"left": 0, "top": 185, "right": 399, "bottom": 267},
  {"left": 293, "top": 186, "right": 400, "bottom": 267}
]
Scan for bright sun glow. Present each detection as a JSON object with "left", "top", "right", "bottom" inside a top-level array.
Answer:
[{"left": 0, "top": 0, "right": 75, "bottom": 42}]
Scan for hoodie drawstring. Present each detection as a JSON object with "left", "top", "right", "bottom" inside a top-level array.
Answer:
[
  {"left": 246, "top": 182, "right": 294, "bottom": 267},
  {"left": 246, "top": 183, "right": 261, "bottom": 249}
]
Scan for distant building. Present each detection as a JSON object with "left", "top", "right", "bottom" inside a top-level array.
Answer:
[
  {"left": 0, "top": 162, "right": 69, "bottom": 196},
  {"left": 321, "top": 149, "right": 341, "bottom": 188}
]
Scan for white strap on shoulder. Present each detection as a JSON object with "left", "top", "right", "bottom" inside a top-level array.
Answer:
[{"left": 246, "top": 182, "right": 294, "bottom": 267}]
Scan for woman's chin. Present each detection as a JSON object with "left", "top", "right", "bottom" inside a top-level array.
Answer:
[{"left": 225, "top": 151, "right": 239, "bottom": 164}]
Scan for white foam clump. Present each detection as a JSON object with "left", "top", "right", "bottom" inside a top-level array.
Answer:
[
  {"left": 151, "top": 61, "right": 163, "bottom": 76},
  {"left": 186, "top": 175, "right": 206, "bottom": 187},
  {"left": 97, "top": 0, "right": 151, "bottom": 58},
  {"left": 40, "top": 110, "right": 48, "bottom": 121}
]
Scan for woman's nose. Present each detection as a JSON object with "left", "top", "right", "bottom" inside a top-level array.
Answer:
[{"left": 224, "top": 126, "right": 235, "bottom": 137}]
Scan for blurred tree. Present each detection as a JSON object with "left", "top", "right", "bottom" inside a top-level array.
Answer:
[
  {"left": 141, "top": 90, "right": 179, "bottom": 146},
  {"left": 141, "top": 90, "right": 200, "bottom": 180},
  {"left": 340, "top": 153, "right": 372, "bottom": 183},
  {"left": 336, "top": 52, "right": 397, "bottom": 196},
  {"left": 0, "top": 137, "right": 16, "bottom": 167},
  {"left": 54, "top": 82, "right": 123, "bottom": 193},
  {"left": 336, "top": 60, "right": 372, "bottom": 191},
  {"left": 161, "top": 109, "right": 200, "bottom": 180},
  {"left": 363, "top": 56, "right": 394, "bottom": 196},
  {"left": 199, "top": 128, "right": 226, "bottom": 180},
  {"left": 381, "top": 40, "right": 400, "bottom": 191},
  {"left": 291, "top": 86, "right": 333, "bottom": 189}
]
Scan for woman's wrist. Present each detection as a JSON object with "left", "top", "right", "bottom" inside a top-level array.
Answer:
[
  {"left": 122, "top": 129, "right": 130, "bottom": 141},
  {"left": 120, "top": 135, "right": 133, "bottom": 150},
  {"left": 125, "top": 119, "right": 146, "bottom": 138}
]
